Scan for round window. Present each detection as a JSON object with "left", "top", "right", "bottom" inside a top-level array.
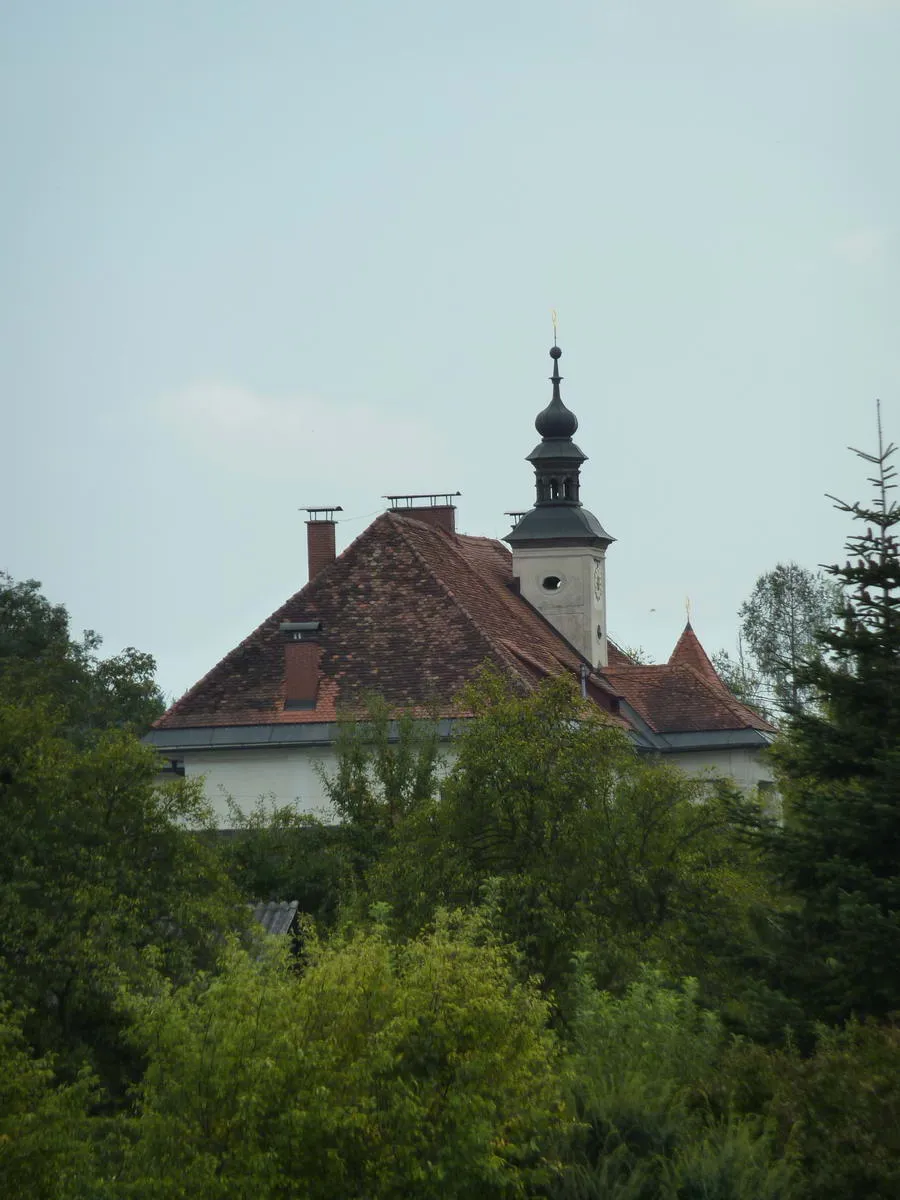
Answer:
[{"left": 542, "top": 575, "right": 562, "bottom": 592}]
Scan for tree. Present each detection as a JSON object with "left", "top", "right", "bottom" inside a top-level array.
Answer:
[
  {"left": 716, "top": 564, "right": 839, "bottom": 720},
  {"left": 722, "top": 1018, "right": 900, "bottom": 1200},
  {"left": 556, "top": 967, "right": 798, "bottom": 1199},
  {"left": 219, "top": 796, "right": 347, "bottom": 926},
  {"left": 767, "top": 407, "right": 900, "bottom": 1021},
  {"left": 0, "top": 572, "right": 164, "bottom": 737},
  {"left": 366, "top": 671, "right": 780, "bottom": 1014},
  {"left": 319, "top": 696, "right": 441, "bottom": 895},
  {"left": 119, "top": 914, "right": 567, "bottom": 1199},
  {"left": 0, "top": 1007, "right": 101, "bottom": 1200},
  {"left": 712, "top": 638, "right": 769, "bottom": 718},
  {"left": 0, "top": 691, "right": 244, "bottom": 1093}
]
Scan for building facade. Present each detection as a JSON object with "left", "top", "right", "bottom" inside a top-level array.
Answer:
[{"left": 147, "top": 345, "right": 774, "bottom": 825}]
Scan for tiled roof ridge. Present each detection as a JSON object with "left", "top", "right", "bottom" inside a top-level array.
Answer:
[
  {"left": 153, "top": 514, "right": 392, "bottom": 729},
  {"left": 607, "top": 638, "right": 638, "bottom": 666},
  {"left": 393, "top": 514, "right": 603, "bottom": 683},
  {"left": 387, "top": 513, "right": 532, "bottom": 687}
]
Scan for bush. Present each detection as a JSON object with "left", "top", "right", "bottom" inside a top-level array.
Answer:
[
  {"left": 120, "top": 911, "right": 568, "bottom": 1199},
  {"left": 554, "top": 966, "right": 798, "bottom": 1199}
]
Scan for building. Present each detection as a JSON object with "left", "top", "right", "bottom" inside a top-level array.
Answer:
[{"left": 146, "top": 345, "right": 774, "bottom": 824}]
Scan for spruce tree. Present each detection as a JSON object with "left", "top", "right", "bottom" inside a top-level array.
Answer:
[{"left": 770, "top": 404, "right": 900, "bottom": 1021}]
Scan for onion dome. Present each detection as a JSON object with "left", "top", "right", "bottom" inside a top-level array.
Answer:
[
  {"left": 504, "top": 338, "right": 614, "bottom": 550},
  {"left": 534, "top": 346, "right": 579, "bottom": 438}
]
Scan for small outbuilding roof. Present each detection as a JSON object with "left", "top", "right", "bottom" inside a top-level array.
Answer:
[{"left": 250, "top": 900, "right": 300, "bottom": 937}]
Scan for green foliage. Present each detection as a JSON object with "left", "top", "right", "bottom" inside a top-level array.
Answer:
[
  {"left": 740, "top": 563, "right": 839, "bottom": 717},
  {"left": 712, "top": 641, "right": 770, "bottom": 720},
  {"left": 657, "top": 1119, "right": 799, "bottom": 1200},
  {"left": 6, "top": 557, "right": 899, "bottom": 1191},
  {"left": 618, "top": 643, "right": 653, "bottom": 665},
  {"left": 0, "top": 1008, "right": 101, "bottom": 1200},
  {"left": 366, "top": 671, "right": 780, "bottom": 1012},
  {"left": 716, "top": 564, "right": 839, "bottom": 721},
  {"left": 723, "top": 1019, "right": 900, "bottom": 1199},
  {"left": 766, "top": 418, "right": 900, "bottom": 1020},
  {"left": 0, "top": 691, "right": 244, "bottom": 1091},
  {"left": 320, "top": 696, "right": 440, "bottom": 884},
  {"left": 554, "top": 967, "right": 797, "bottom": 1199},
  {"left": 0, "top": 572, "right": 164, "bottom": 737},
  {"left": 120, "top": 913, "right": 567, "bottom": 1199},
  {"left": 220, "top": 796, "right": 347, "bottom": 924}
]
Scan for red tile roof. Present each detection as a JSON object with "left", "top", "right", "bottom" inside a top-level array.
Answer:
[
  {"left": 669, "top": 622, "right": 725, "bottom": 689},
  {"left": 153, "top": 512, "right": 771, "bottom": 738},
  {"left": 156, "top": 513, "right": 618, "bottom": 730},
  {"left": 603, "top": 662, "right": 774, "bottom": 734}
]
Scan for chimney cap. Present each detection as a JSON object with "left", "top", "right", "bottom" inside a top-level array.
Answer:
[
  {"left": 384, "top": 492, "right": 460, "bottom": 508},
  {"left": 300, "top": 506, "right": 342, "bottom": 522}
]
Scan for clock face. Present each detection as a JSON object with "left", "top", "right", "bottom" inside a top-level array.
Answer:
[{"left": 593, "top": 561, "right": 603, "bottom": 601}]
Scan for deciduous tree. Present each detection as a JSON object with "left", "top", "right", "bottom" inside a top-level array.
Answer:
[
  {"left": 0, "top": 572, "right": 164, "bottom": 737},
  {"left": 120, "top": 913, "right": 567, "bottom": 1199},
  {"left": 368, "top": 672, "right": 780, "bottom": 1012},
  {"left": 717, "top": 564, "right": 838, "bottom": 720},
  {"left": 0, "top": 693, "right": 243, "bottom": 1092}
]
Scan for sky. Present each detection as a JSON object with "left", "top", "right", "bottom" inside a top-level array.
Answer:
[{"left": 2, "top": 0, "right": 899, "bottom": 703}]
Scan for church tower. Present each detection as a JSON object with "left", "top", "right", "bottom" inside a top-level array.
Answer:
[{"left": 505, "top": 344, "right": 614, "bottom": 668}]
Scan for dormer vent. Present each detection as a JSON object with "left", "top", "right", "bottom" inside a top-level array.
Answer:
[
  {"left": 386, "top": 491, "right": 460, "bottom": 534},
  {"left": 280, "top": 621, "right": 323, "bottom": 640},
  {"left": 280, "top": 621, "right": 323, "bottom": 709}
]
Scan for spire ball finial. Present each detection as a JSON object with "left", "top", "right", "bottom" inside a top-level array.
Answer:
[{"left": 534, "top": 339, "right": 578, "bottom": 439}]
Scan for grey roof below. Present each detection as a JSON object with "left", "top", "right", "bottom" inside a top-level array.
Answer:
[
  {"left": 144, "top": 717, "right": 459, "bottom": 752},
  {"left": 505, "top": 504, "right": 614, "bottom": 547},
  {"left": 620, "top": 707, "right": 774, "bottom": 754},
  {"left": 526, "top": 437, "right": 587, "bottom": 463},
  {"left": 658, "top": 729, "right": 775, "bottom": 751},
  {"left": 251, "top": 900, "right": 300, "bottom": 936}
]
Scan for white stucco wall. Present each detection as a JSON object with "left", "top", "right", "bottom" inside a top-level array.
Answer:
[
  {"left": 181, "top": 744, "right": 460, "bottom": 827},
  {"left": 177, "top": 738, "right": 773, "bottom": 828},
  {"left": 182, "top": 746, "right": 339, "bottom": 827},
  {"left": 666, "top": 746, "right": 774, "bottom": 792},
  {"left": 512, "top": 544, "right": 608, "bottom": 667}
]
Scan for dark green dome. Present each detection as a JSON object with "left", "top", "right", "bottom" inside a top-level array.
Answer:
[{"left": 534, "top": 346, "right": 579, "bottom": 438}]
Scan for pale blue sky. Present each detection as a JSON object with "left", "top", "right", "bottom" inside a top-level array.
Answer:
[{"left": 3, "top": 0, "right": 898, "bottom": 700}]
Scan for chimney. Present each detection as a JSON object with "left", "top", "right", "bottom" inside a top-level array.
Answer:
[
  {"left": 302, "top": 506, "right": 342, "bottom": 582},
  {"left": 385, "top": 492, "right": 460, "bottom": 535},
  {"left": 280, "top": 621, "right": 323, "bottom": 709}
]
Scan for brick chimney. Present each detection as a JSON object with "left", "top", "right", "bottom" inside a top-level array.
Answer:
[
  {"left": 386, "top": 492, "right": 460, "bottom": 535},
  {"left": 280, "top": 621, "right": 323, "bottom": 709},
  {"left": 302, "top": 506, "right": 342, "bottom": 582}
]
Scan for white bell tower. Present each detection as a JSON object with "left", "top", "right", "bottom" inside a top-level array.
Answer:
[{"left": 505, "top": 344, "right": 614, "bottom": 669}]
